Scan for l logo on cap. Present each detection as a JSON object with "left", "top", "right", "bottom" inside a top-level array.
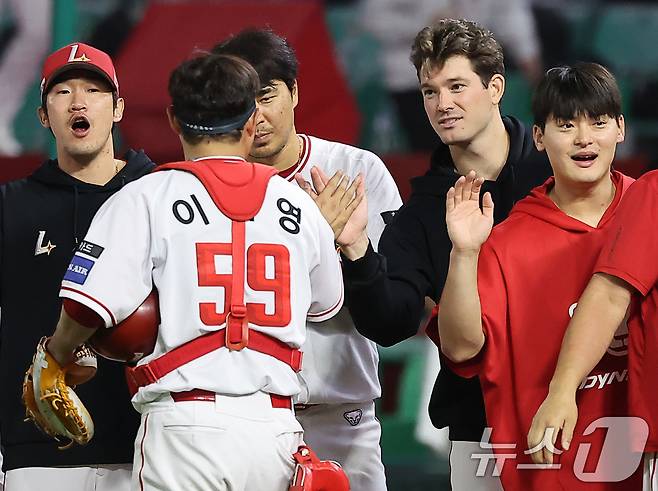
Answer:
[{"left": 67, "top": 44, "right": 90, "bottom": 63}]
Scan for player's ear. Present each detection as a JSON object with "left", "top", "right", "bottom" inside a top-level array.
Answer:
[
  {"left": 616, "top": 115, "right": 626, "bottom": 143},
  {"left": 533, "top": 124, "right": 545, "bottom": 152},
  {"left": 166, "top": 106, "right": 182, "bottom": 136},
  {"left": 488, "top": 74, "right": 505, "bottom": 105},
  {"left": 37, "top": 106, "right": 50, "bottom": 129},
  {"left": 291, "top": 80, "right": 299, "bottom": 109},
  {"left": 113, "top": 97, "right": 125, "bottom": 123}
]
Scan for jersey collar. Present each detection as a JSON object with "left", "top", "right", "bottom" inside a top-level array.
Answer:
[{"left": 192, "top": 155, "right": 246, "bottom": 163}]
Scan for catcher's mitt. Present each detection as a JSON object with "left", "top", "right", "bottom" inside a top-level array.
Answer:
[{"left": 23, "top": 337, "right": 96, "bottom": 448}]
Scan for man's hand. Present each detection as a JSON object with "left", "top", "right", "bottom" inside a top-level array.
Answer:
[
  {"left": 295, "top": 166, "right": 367, "bottom": 248},
  {"left": 446, "top": 170, "right": 494, "bottom": 253},
  {"left": 527, "top": 390, "right": 578, "bottom": 465}
]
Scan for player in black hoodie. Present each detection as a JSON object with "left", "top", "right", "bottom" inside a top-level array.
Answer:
[
  {"left": 0, "top": 43, "right": 154, "bottom": 490},
  {"left": 337, "top": 20, "right": 552, "bottom": 489}
]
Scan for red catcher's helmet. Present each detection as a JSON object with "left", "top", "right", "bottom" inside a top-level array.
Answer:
[
  {"left": 289, "top": 446, "right": 350, "bottom": 491},
  {"left": 89, "top": 290, "right": 160, "bottom": 363}
]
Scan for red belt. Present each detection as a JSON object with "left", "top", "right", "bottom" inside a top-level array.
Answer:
[{"left": 171, "top": 389, "right": 292, "bottom": 409}]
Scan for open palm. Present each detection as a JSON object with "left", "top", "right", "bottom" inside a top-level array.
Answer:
[
  {"left": 294, "top": 166, "right": 366, "bottom": 245},
  {"left": 446, "top": 171, "right": 494, "bottom": 252}
]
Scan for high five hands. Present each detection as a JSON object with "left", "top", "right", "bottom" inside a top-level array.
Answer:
[
  {"left": 295, "top": 166, "right": 368, "bottom": 249},
  {"left": 446, "top": 170, "right": 494, "bottom": 252}
]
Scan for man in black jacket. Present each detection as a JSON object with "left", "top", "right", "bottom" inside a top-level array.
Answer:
[
  {"left": 0, "top": 42, "right": 154, "bottom": 490},
  {"left": 337, "top": 19, "right": 552, "bottom": 490}
]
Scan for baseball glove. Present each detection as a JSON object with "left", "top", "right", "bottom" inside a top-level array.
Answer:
[{"left": 22, "top": 337, "right": 96, "bottom": 448}]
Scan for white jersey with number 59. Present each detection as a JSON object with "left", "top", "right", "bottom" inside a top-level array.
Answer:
[{"left": 60, "top": 157, "right": 344, "bottom": 409}]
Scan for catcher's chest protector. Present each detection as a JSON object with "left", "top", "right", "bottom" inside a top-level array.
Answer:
[
  {"left": 289, "top": 446, "right": 350, "bottom": 491},
  {"left": 156, "top": 159, "right": 278, "bottom": 221}
]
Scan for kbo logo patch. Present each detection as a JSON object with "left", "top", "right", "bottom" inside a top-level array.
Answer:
[{"left": 63, "top": 254, "right": 95, "bottom": 285}]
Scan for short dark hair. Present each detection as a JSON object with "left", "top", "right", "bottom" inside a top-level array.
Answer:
[
  {"left": 212, "top": 28, "right": 298, "bottom": 93},
  {"left": 532, "top": 62, "right": 622, "bottom": 129},
  {"left": 168, "top": 53, "right": 260, "bottom": 143},
  {"left": 410, "top": 18, "right": 505, "bottom": 87}
]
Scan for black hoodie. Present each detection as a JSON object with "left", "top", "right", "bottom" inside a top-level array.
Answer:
[
  {"left": 0, "top": 149, "right": 155, "bottom": 471},
  {"left": 342, "top": 116, "right": 552, "bottom": 441}
]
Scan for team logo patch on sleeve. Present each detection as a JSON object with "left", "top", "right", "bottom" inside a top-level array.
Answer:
[
  {"left": 77, "top": 240, "right": 104, "bottom": 258},
  {"left": 63, "top": 254, "right": 95, "bottom": 285}
]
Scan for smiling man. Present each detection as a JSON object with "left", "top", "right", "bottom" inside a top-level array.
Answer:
[
  {"left": 437, "top": 62, "right": 640, "bottom": 490},
  {"left": 338, "top": 18, "right": 551, "bottom": 490},
  {"left": 0, "top": 43, "right": 154, "bottom": 491}
]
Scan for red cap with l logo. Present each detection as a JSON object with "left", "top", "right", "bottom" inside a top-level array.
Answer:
[{"left": 40, "top": 42, "right": 119, "bottom": 99}]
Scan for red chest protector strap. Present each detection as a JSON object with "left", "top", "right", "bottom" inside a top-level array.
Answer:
[
  {"left": 125, "top": 324, "right": 303, "bottom": 395},
  {"left": 127, "top": 159, "right": 301, "bottom": 395}
]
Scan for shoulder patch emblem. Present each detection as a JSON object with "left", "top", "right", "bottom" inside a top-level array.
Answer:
[
  {"left": 78, "top": 240, "right": 104, "bottom": 258},
  {"left": 63, "top": 255, "right": 95, "bottom": 285}
]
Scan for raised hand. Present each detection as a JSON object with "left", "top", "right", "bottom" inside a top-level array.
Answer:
[
  {"left": 295, "top": 166, "right": 367, "bottom": 246},
  {"left": 446, "top": 170, "right": 494, "bottom": 253}
]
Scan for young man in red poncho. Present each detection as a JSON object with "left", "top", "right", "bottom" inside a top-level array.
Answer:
[{"left": 435, "top": 62, "right": 642, "bottom": 490}]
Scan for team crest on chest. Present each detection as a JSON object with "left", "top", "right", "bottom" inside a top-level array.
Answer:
[
  {"left": 343, "top": 409, "right": 362, "bottom": 426},
  {"left": 34, "top": 230, "right": 57, "bottom": 256}
]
